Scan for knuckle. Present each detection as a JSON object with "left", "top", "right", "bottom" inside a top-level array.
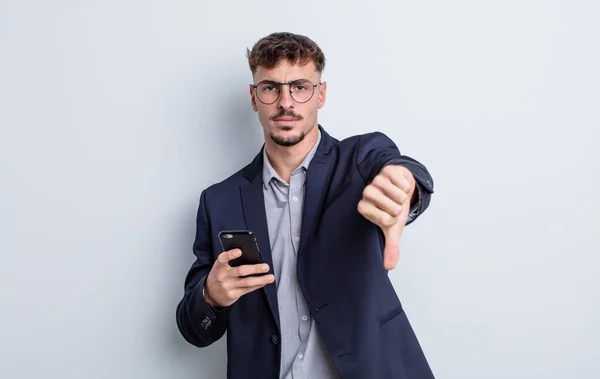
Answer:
[
  {"left": 234, "top": 266, "right": 246, "bottom": 277},
  {"left": 379, "top": 217, "right": 390, "bottom": 227},
  {"left": 247, "top": 265, "right": 259, "bottom": 276},
  {"left": 380, "top": 214, "right": 394, "bottom": 227},
  {"left": 216, "top": 270, "right": 227, "bottom": 283},
  {"left": 362, "top": 186, "right": 370, "bottom": 197},
  {"left": 357, "top": 200, "right": 367, "bottom": 213},
  {"left": 241, "top": 277, "right": 253, "bottom": 287},
  {"left": 372, "top": 175, "right": 385, "bottom": 187},
  {"left": 401, "top": 180, "right": 411, "bottom": 191},
  {"left": 363, "top": 185, "right": 377, "bottom": 199},
  {"left": 399, "top": 191, "right": 408, "bottom": 203}
]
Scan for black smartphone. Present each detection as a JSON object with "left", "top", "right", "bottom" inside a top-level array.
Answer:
[{"left": 218, "top": 230, "right": 265, "bottom": 268}]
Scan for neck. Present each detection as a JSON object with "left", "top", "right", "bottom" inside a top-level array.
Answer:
[{"left": 264, "top": 126, "right": 319, "bottom": 183}]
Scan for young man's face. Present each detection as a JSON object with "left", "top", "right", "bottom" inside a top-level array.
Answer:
[{"left": 250, "top": 60, "right": 327, "bottom": 147}]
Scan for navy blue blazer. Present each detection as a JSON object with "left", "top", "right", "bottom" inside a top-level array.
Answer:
[{"left": 176, "top": 126, "right": 435, "bottom": 379}]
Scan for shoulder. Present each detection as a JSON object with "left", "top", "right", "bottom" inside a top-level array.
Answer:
[
  {"left": 203, "top": 165, "right": 249, "bottom": 200},
  {"left": 332, "top": 130, "right": 399, "bottom": 155}
]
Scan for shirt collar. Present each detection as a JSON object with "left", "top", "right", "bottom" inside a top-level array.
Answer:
[{"left": 262, "top": 128, "right": 322, "bottom": 188}]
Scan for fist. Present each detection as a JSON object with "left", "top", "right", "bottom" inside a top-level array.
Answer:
[{"left": 357, "top": 165, "right": 416, "bottom": 270}]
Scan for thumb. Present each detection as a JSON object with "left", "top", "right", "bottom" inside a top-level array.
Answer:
[
  {"left": 382, "top": 202, "right": 410, "bottom": 270},
  {"left": 382, "top": 221, "right": 403, "bottom": 270}
]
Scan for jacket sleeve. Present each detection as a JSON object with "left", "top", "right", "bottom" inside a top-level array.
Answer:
[
  {"left": 176, "top": 190, "right": 230, "bottom": 347},
  {"left": 355, "top": 132, "right": 435, "bottom": 225}
]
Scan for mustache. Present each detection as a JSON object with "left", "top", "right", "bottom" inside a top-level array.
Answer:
[{"left": 270, "top": 110, "right": 303, "bottom": 121}]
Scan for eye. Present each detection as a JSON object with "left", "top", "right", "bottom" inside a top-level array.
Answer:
[
  {"left": 262, "top": 85, "right": 278, "bottom": 92},
  {"left": 258, "top": 82, "right": 279, "bottom": 92},
  {"left": 292, "top": 80, "right": 312, "bottom": 91}
]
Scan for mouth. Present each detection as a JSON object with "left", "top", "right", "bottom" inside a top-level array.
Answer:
[{"left": 271, "top": 110, "right": 302, "bottom": 123}]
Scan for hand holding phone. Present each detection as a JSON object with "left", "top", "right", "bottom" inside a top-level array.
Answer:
[{"left": 203, "top": 230, "right": 275, "bottom": 309}]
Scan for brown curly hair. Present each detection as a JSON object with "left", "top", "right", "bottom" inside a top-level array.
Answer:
[{"left": 246, "top": 32, "right": 326, "bottom": 76}]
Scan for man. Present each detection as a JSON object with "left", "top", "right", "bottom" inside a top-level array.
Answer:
[{"left": 176, "top": 32, "right": 435, "bottom": 379}]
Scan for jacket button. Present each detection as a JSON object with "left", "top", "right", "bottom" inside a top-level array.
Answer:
[{"left": 271, "top": 335, "right": 280, "bottom": 345}]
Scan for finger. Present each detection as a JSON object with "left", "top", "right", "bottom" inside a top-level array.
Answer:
[
  {"left": 233, "top": 282, "right": 273, "bottom": 299},
  {"left": 235, "top": 274, "right": 275, "bottom": 289},
  {"left": 362, "top": 186, "right": 403, "bottom": 218},
  {"left": 217, "top": 248, "right": 242, "bottom": 265},
  {"left": 371, "top": 175, "right": 410, "bottom": 206},
  {"left": 358, "top": 199, "right": 399, "bottom": 228},
  {"left": 382, "top": 167, "right": 413, "bottom": 193},
  {"left": 234, "top": 263, "right": 270, "bottom": 278}
]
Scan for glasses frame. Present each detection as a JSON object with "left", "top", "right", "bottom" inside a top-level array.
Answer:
[{"left": 251, "top": 79, "right": 321, "bottom": 105}]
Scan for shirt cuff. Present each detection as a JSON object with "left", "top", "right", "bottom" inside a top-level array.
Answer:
[{"left": 407, "top": 181, "right": 423, "bottom": 224}]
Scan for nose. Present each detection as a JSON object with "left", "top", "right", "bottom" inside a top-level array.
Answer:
[{"left": 277, "top": 85, "right": 295, "bottom": 110}]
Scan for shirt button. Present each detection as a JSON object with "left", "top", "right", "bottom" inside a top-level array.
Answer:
[
  {"left": 297, "top": 354, "right": 304, "bottom": 360},
  {"left": 292, "top": 196, "right": 298, "bottom": 201},
  {"left": 295, "top": 237, "right": 300, "bottom": 242},
  {"left": 302, "top": 315, "right": 308, "bottom": 321}
]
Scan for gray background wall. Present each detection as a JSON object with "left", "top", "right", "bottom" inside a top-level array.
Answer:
[{"left": 1, "top": 1, "right": 598, "bottom": 378}]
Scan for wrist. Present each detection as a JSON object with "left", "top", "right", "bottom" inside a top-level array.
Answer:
[
  {"left": 203, "top": 281, "right": 226, "bottom": 310},
  {"left": 203, "top": 281, "right": 216, "bottom": 307}
]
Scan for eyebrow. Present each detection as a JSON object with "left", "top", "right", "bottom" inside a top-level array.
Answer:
[{"left": 260, "top": 78, "right": 312, "bottom": 83}]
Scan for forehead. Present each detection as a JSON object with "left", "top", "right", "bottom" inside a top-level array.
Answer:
[{"left": 254, "top": 60, "right": 319, "bottom": 82}]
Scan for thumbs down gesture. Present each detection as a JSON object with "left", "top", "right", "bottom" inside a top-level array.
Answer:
[{"left": 357, "top": 165, "right": 416, "bottom": 270}]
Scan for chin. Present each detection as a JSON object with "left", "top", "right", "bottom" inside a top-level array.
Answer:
[{"left": 270, "top": 130, "right": 306, "bottom": 147}]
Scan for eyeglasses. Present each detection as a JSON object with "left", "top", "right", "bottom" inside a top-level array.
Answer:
[{"left": 252, "top": 79, "right": 321, "bottom": 104}]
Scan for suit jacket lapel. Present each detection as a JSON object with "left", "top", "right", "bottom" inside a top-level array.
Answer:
[
  {"left": 240, "top": 151, "right": 280, "bottom": 331},
  {"left": 298, "top": 126, "right": 335, "bottom": 256},
  {"left": 298, "top": 156, "right": 332, "bottom": 256}
]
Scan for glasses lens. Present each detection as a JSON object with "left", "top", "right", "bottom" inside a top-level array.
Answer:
[
  {"left": 256, "top": 82, "right": 280, "bottom": 104},
  {"left": 290, "top": 80, "right": 315, "bottom": 103}
]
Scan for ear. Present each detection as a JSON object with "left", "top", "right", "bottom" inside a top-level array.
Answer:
[
  {"left": 317, "top": 81, "right": 327, "bottom": 109},
  {"left": 249, "top": 84, "right": 258, "bottom": 112}
]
